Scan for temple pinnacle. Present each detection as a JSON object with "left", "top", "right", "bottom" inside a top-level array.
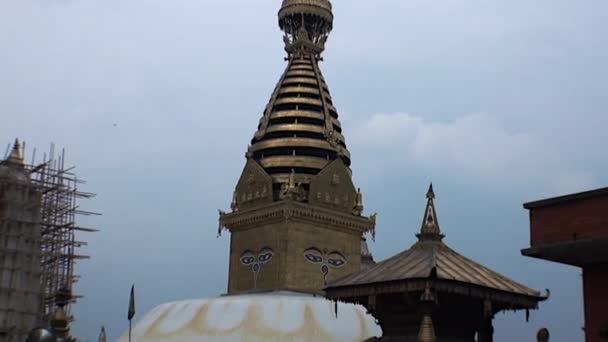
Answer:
[
  {"left": 6, "top": 138, "right": 24, "bottom": 167},
  {"left": 426, "top": 183, "right": 435, "bottom": 200},
  {"left": 246, "top": 0, "right": 351, "bottom": 196},
  {"left": 417, "top": 183, "right": 444, "bottom": 242},
  {"left": 279, "top": 0, "right": 333, "bottom": 56}
]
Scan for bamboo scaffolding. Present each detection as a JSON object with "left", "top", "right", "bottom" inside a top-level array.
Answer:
[{"left": 19, "top": 144, "right": 99, "bottom": 324}]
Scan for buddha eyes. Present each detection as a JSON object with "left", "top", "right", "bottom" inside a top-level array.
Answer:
[
  {"left": 258, "top": 251, "right": 274, "bottom": 263},
  {"left": 240, "top": 248, "right": 274, "bottom": 266},
  {"left": 304, "top": 254, "right": 324, "bottom": 263},
  {"left": 240, "top": 255, "right": 256, "bottom": 265},
  {"left": 327, "top": 258, "right": 345, "bottom": 267},
  {"left": 303, "top": 248, "right": 347, "bottom": 268}
]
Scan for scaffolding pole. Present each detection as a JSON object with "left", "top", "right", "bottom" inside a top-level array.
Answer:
[{"left": 24, "top": 144, "right": 99, "bottom": 324}]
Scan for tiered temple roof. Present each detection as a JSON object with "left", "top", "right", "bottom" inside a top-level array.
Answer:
[{"left": 327, "top": 184, "right": 547, "bottom": 309}]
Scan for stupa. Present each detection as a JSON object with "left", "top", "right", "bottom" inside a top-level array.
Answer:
[{"left": 118, "top": 1, "right": 381, "bottom": 341}]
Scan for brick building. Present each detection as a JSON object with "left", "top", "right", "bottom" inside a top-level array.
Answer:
[{"left": 522, "top": 187, "right": 608, "bottom": 342}]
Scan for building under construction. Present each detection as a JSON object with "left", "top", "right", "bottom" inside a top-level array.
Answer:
[{"left": 0, "top": 140, "right": 97, "bottom": 341}]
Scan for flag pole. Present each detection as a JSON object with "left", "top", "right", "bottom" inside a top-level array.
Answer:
[{"left": 128, "top": 284, "right": 135, "bottom": 342}]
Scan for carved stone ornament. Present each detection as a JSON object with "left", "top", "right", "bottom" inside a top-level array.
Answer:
[
  {"left": 233, "top": 160, "right": 273, "bottom": 210},
  {"left": 279, "top": 169, "right": 307, "bottom": 202},
  {"left": 309, "top": 159, "right": 357, "bottom": 214}
]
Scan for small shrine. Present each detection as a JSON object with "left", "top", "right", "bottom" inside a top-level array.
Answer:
[{"left": 325, "top": 185, "right": 549, "bottom": 342}]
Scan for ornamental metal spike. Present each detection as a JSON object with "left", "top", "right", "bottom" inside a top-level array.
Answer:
[{"left": 417, "top": 183, "right": 444, "bottom": 242}]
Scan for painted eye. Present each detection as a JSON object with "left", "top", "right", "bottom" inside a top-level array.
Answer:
[
  {"left": 303, "top": 247, "right": 324, "bottom": 264},
  {"left": 304, "top": 253, "right": 322, "bottom": 263},
  {"left": 240, "top": 256, "right": 255, "bottom": 265},
  {"left": 258, "top": 252, "right": 274, "bottom": 263},
  {"left": 327, "top": 258, "right": 345, "bottom": 267},
  {"left": 240, "top": 250, "right": 256, "bottom": 266},
  {"left": 327, "top": 251, "right": 346, "bottom": 268}
]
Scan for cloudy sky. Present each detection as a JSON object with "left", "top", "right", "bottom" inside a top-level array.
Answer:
[{"left": 1, "top": 0, "right": 607, "bottom": 341}]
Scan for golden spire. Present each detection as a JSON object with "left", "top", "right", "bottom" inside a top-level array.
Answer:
[
  {"left": 248, "top": 0, "right": 351, "bottom": 194},
  {"left": 417, "top": 183, "right": 445, "bottom": 242},
  {"left": 6, "top": 138, "right": 24, "bottom": 167}
]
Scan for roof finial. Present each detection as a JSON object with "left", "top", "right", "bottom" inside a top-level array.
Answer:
[
  {"left": 417, "top": 183, "right": 444, "bottom": 242},
  {"left": 279, "top": 0, "right": 333, "bottom": 55},
  {"left": 6, "top": 138, "right": 24, "bottom": 167},
  {"left": 99, "top": 326, "right": 107, "bottom": 342},
  {"left": 427, "top": 183, "right": 435, "bottom": 200}
]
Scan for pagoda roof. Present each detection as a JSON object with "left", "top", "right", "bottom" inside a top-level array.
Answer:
[{"left": 326, "top": 184, "right": 548, "bottom": 309}]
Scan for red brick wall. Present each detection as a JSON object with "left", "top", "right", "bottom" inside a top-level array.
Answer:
[
  {"left": 582, "top": 264, "right": 608, "bottom": 342},
  {"left": 529, "top": 196, "right": 608, "bottom": 246}
]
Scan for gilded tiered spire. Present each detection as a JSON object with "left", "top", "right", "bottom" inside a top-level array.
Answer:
[
  {"left": 417, "top": 183, "right": 445, "bottom": 242},
  {"left": 221, "top": 0, "right": 376, "bottom": 295},
  {"left": 6, "top": 138, "right": 24, "bottom": 167},
  {"left": 250, "top": 0, "right": 350, "bottom": 195}
]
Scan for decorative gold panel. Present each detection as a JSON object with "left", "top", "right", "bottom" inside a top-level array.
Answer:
[
  {"left": 259, "top": 156, "right": 329, "bottom": 170},
  {"left": 278, "top": 87, "right": 321, "bottom": 96},
  {"left": 286, "top": 70, "right": 317, "bottom": 78},
  {"left": 309, "top": 159, "right": 357, "bottom": 214},
  {"left": 250, "top": 138, "right": 333, "bottom": 152},
  {"left": 281, "top": 77, "right": 319, "bottom": 86},
  {"left": 233, "top": 159, "right": 273, "bottom": 211},
  {"left": 274, "top": 97, "right": 323, "bottom": 107},
  {"left": 270, "top": 110, "right": 325, "bottom": 120},
  {"left": 266, "top": 123, "right": 324, "bottom": 134}
]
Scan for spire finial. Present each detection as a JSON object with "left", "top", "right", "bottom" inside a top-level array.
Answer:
[
  {"left": 99, "top": 326, "right": 107, "bottom": 342},
  {"left": 6, "top": 138, "right": 24, "bottom": 167},
  {"left": 417, "top": 183, "right": 444, "bottom": 242},
  {"left": 278, "top": 0, "right": 333, "bottom": 55},
  {"left": 426, "top": 183, "right": 435, "bottom": 200}
]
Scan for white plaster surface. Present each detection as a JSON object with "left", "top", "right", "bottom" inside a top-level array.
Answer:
[{"left": 117, "top": 293, "right": 381, "bottom": 342}]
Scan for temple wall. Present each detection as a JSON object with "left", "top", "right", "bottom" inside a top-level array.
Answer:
[
  {"left": 284, "top": 219, "right": 360, "bottom": 291},
  {"left": 227, "top": 215, "right": 361, "bottom": 294},
  {"left": 227, "top": 222, "right": 287, "bottom": 293}
]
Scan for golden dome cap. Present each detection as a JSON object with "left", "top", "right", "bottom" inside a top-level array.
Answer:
[{"left": 279, "top": 0, "right": 333, "bottom": 23}]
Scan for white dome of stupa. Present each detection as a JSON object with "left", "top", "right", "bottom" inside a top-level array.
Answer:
[{"left": 117, "top": 292, "right": 381, "bottom": 342}]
